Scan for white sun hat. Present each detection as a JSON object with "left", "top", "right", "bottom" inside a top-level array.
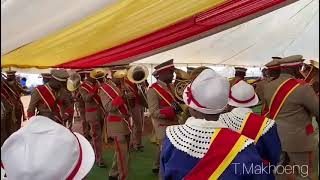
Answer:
[
  {"left": 228, "top": 80, "right": 259, "bottom": 108},
  {"left": 1, "top": 116, "right": 95, "bottom": 180},
  {"left": 182, "top": 69, "right": 229, "bottom": 114}
]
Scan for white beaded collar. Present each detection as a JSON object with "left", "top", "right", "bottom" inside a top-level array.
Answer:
[
  {"left": 166, "top": 117, "right": 253, "bottom": 159},
  {"left": 219, "top": 108, "right": 275, "bottom": 136}
]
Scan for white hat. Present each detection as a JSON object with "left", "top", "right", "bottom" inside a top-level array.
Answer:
[
  {"left": 228, "top": 80, "right": 259, "bottom": 108},
  {"left": 1, "top": 116, "right": 95, "bottom": 180},
  {"left": 182, "top": 69, "right": 229, "bottom": 114}
]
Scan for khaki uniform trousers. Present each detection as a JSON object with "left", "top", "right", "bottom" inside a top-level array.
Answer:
[
  {"left": 86, "top": 109, "right": 103, "bottom": 164},
  {"left": 109, "top": 134, "right": 130, "bottom": 180},
  {"left": 151, "top": 118, "right": 168, "bottom": 169},
  {"left": 131, "top": 104, "right": 144, "bottom": 148},
  {"left": 276, "top": 151, "right": 317, "bottom": 180},
  {"left": 80, "top": 107, "right": 90, "bottom": 139}
]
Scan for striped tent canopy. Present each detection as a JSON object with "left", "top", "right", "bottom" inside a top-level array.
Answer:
[{"left": 3, "top": 0, "right": 316, "bottom": 69}]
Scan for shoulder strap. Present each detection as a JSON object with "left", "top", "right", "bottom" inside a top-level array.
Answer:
[
  {"left": 150, "top": 83, "right": 175, "bottom": 106},
  {"left": 125, "top": 79, "right": 138, "bottom": 94},
  {"left": 100, "top": 83, "right": 129, "bottom": 115},
  {"left": 2, "top": 81, "right": 19, "bottom": 99},
  {"left": 100, "top": 83, "right": 132, "bottom": 130},
  {"left": 239, "top": 113, "right": 268, "bottom": 143},
  {"left": 266, "top": 78, "right": 301, "bottom": 119},
  {"left": 36, "top": 85, "right": 63, "bottom": 121},
  {"left": 184, "top": 128, "right": 248, "bottom": 180},
  {"left": 80, "top": 82, "right": 94, "bottom": 92},
  {"left": 81, "top": 82, "right": 104, "bottom": 112},
  {"left": 1, "top": 87, "right": 14, "bottom": 106}
]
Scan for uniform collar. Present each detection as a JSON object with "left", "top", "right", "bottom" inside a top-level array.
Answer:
[
  {"left": 157, "top": 80, "right": 169, "bottom": 88},
  {"left": 185, "top": 117, "right": 227, "bottom": 129}
]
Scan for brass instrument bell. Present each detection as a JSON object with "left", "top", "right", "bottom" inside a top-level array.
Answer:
[
  {"left": 113, "top": 69, "right": 128, "bottom": 79},
  {"left": 127, "top": 65, "right": 149, "bottom": 83},
  {"left": 67, "top": 73, "right": 81, "bottom": 92},
  {"left": 90, "top": 68, "right": 107, "bottom": 79}
]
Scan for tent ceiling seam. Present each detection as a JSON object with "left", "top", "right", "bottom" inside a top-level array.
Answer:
[
  {"left": 289, "top": 0, "right": 315, "bottom": 19},
  {"left": 281, "top": 8, "right": 319, "bottom": 56}
]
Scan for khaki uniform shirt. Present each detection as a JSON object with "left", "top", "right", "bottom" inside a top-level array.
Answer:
[
  {"left": 1, "top": 82, "right": 17, "bottom": 135},
  {"left": 147, "top": 80, "right": 178, "bottom": 141},
  {"left": 263, "top": 73, "right": 319, "bottom": 152},
  {"left": 7, "top": 80, "right": 24, "bottom": 119},
  {"left": 59, "top": 88, "right": 74, "bottom": 124},
  {"left": 99, "top": 81, "right": 130, "bottom": 136},
  {"left": 27, "top": 85, "right": 56, "bottom": 119},
  {"left": 229, "top": 77, "right": 243, "bottom": 87},
  {"left": 74, "top": 88, "right": 85, "bottom": 120},
  {"left": 79, "top": 81, "right": 103, "bottom": 122},
  {"left": 1, "top": 101, "right": 8, "bottom": 146},
  {"left": 255, "top": 77, "right": 273, "bottom": 101},
  {"left": 27, "top": 84, "right": 73, "bottom": 124}
]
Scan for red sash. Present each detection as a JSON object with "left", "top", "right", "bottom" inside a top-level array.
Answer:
[
  {"left": 124, "top": 79, "right": 140, "bottom": 104},
  {"left": 1, "top": 87, "right": 14, "bottom": 106},
  {"left": 125, "top": 79, "right": 138, "bottom": 95},
  {"left": 80, "top": 82, "right": 105, "bottom": 113},
  {"left": 266, "top": 78, "right": 301, "bottom": 119},
  {"left": 150, "top": 83, "right": 175, "bottom": 106},
  {"left": 239, "top": 113, "right": 268, "bottom": 143},
  {"left": 36, "top": 85, "right": 63, "bottom": 123},
  {"left": 184, "top": 128, "right": 248, "bottom": 180},
  {"left": 100, "top": 83, "right": 131, "bottom": 130},
  {"left": 2, "top": 81, "right": 26, "bottom": 120},
  {"left": 2, "top": 81, "right": 20, "bottom": 99}
]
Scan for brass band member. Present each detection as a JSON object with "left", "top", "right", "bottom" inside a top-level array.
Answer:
[
  {"left": 255, "top": 57, "right": 281, "bottom": 115},
  {"left": 76, "top": 70, "right": 91, "bottom": 140},
  {"left": 27, "top": 70, "right": 74, "bottom": 126},
  {"left": 147, "top": 59, "right": 180, "bottom": 174},
  {"left": 41, "top": 73, "right": 52, "bottom": 84},
  {"left": 263, "top": 55, "right": 319, "bottom": 179},
  {"left": 1, "top": 76, "right": 16, "bottom": 145},
  {"left": 4, "top": 70, "right": 26, "bottom": 131},
  {"left": 79, "top": 69, "right": 106, "bottom": 168},
  {"left": 125, "top": 66, "right": 148, "bottom": 152},
  {"left": 98, "top": 69, "right": 131, "bottom": 180},
  {"left": 229, "top": 67, "right": 247, "bottom": 87}
]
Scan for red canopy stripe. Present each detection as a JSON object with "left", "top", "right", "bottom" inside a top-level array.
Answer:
[{"left": 57, "top": 0, "right": 292, "bottom": 69}]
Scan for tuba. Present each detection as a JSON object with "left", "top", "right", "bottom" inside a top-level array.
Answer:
[
  {"left": 300, "top": 60, "right": 319, "bottom": 95},
  {"left": 89, "top": 68, "right": 108, "bottom": 89},
  {"left": 67, "top": 72, "right": 81, "bottom": 92},
  {"left": 127, "top": 65, "right": 149, "bottom": 106},
  {"left": 173, "top": 68, "right": 191, "bottom": 124},
  {"left": 113, "top": 69, "right": 128, "bottom": 79},
  {"left": 173, "top": 68, "right": 191, "bottom": 101},
  {"left": 127, "top": 65, "right": 149, "bottom": 84},
  {"left": 174, "top": 80, "right": 190, "bottom": 101}
]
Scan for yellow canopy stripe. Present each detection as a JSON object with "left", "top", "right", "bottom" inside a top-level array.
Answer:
[{"left": 2, "top": 0, "right": 227, "bottom": 68}]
